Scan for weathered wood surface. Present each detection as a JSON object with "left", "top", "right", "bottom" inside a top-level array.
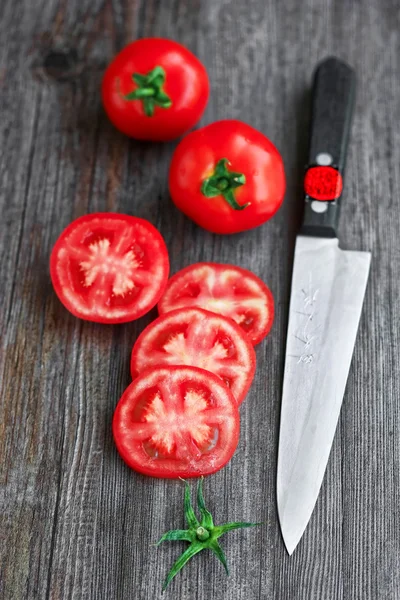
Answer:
[{"left": 1, "top": 1, "right": 400, "bottom": 598}]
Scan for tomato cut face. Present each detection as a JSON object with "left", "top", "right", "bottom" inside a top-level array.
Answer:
[
  {"left": 50, "top": 213, "right": 169, "bottom": 323},
  {"left": 158, "top": 263, "right": 274, "bottom": 345},
  {"left": 113, "top": 366, "right": 240, "bottom": 478},
  {"left": 131, "top": 307, "right": 256, "bottom": 404}
]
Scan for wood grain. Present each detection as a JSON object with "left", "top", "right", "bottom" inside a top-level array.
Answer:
[{"left": 1, "top": 0, "right": 400, "bottom": 599}]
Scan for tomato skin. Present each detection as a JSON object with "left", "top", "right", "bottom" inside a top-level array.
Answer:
[
  {"left": 50, "top": 213, "right": 169, "bottom": 324},
  {"left": 130, "top": 307, "right": 256, "bottom": 404},
  {"left": 169, "top": 120, "right": 286, "bottom": 234},
  {"left": 102, "top": 38, "right": 210, "bottom": 141},
  {"left": 113, "top": 365, "right": 240, "bottom": 478},
  {"left": 158, "top": 262, "right": 274, "bottom": 345}
]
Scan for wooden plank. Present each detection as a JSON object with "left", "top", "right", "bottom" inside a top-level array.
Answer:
[{"left": 1, "top": 0, "right": 400, "bottom": 599}]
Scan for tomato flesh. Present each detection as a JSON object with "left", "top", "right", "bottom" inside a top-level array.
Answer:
[
  {"left": 158, "top": 263, "right": 274, "bottom": 345},
  {"left": 50, "top": 213, "right": 169, "bottom": 323},
  {"left": 113, "top": 366, "right": 240, "bottom": 478},
  {"left": 130, "top": 307, "right": 256, "bottom": 404}
]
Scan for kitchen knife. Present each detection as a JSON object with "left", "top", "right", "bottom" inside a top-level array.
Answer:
[{"left": 277, "top": 57, "right": 371, "bottom": 555}]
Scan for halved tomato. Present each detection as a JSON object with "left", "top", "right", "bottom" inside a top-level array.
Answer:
[
  {"left": 158, "top": 263, "right": 274, "bottom": 345},
  {"left": 113, "top": 365, "right": 240, "bottom": 478},
  {"left": 50, "top": 213, "right": 169, "bottom": 323},
  {"left": 130, "top": 307, "right": 255, "bottom": 404}
]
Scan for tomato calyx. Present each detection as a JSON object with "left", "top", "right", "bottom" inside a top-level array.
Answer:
[
  {"left": 124, "top": 66, "right": 172, "bottom": 117},
  {"left": 157, "top": 478, "right": 261, "bottom": 591},
  {"left": 201, "top": 158, "right": 249, "bottom": 211}
]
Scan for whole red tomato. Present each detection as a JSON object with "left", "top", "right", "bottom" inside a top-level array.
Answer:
[
  {"left": 169, "top": 120, "right": 286, "bottom": 234},
  {"left": 102, "top": 38, "right": 209, "bottom": 141}
]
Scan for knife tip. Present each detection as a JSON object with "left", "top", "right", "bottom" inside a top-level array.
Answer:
[
  {"left": 277, "top": 503, "right": 303, "bottom": 556},
  {"left": 283, "top": 537, "right": 298, "bottom": 556}
]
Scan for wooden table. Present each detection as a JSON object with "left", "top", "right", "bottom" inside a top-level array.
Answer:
[{"left": 1, "top": 1, "right": 399, "bottom": 598}]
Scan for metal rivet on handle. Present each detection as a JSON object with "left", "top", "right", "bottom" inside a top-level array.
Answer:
[
  {"left": 311, "top": 201, "right": 328, "bottom": 213},
  {"left": 316, "top": 153, "right": 333, "bottom": 166}
]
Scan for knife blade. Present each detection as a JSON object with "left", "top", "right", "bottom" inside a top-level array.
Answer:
[{"left": 277, "top": 57, "right": 371, "bottom": 555}]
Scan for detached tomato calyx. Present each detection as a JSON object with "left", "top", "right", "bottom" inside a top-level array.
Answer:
[
  {"left": 201, "top": 158, "right": 249, "bottom": 211},
  {"left": 124, "top": 66, "right": 172, "bottom": 117},
  {"left": 157, "top": 478, "right": 261, "bottom": 591}
]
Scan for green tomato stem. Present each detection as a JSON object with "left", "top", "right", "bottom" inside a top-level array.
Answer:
[
  {"left": 201, "top": 159, "right": 249, "bottom": 210},
  {"left": 158, "top": 478, "right": 261, "bottom": 591},
  {"left": 123, "top": 65, "right": 172, "bottom": 117},
  {"left": 196, "top": 526, "right": 210, "bottom": 541}
]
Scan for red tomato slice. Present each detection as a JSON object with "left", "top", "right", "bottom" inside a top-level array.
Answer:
[
  {"left": 130, "top": 307, "right": 256, "bottom": 404},
  {"left": 158, "top": 263, "right": 274, "bottom": 345},
  {"left": 50, "top": 213, "right": 169, "bottom": 323},
  {"left": 113, "top": 366, "right": 240, "bottom": 478}
]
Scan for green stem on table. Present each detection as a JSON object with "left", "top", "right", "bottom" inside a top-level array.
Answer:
[{"left": 156, "top": 478, "right": 262, "bottom": 592}]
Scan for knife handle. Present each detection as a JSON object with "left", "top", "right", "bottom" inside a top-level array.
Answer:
[{"left": 300, "top": 57, "right": 356, "bottom": 238}]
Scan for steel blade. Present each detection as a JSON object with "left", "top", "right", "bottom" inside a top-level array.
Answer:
[{"left": 277, "top": 235, "right": 371, "bottom": 555}]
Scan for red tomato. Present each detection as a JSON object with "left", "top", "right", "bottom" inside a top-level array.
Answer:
[
  {"left": 158, "top": 263, "right": 274, "bottom": 345},
  {"left": 130, "top": 307, "right": 256, "bottom": 404},
  {"left": 169, "top": 119, "right": 286, "bottom": 234},
  {"left": 113, "top": 365, "right": 240, "bottom": 478},
  {"left": 102, "top": 38, "right": 209, "bottom": 141},
  {"left": 50, "top": 213, "right": 169, "bottom": 323}
]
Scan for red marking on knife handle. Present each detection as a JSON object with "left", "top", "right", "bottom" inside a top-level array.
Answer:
[{"left": 304, "top": 165, "right": 343, "bottom": 201}]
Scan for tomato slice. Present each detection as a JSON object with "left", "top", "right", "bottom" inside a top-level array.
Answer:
[
  {"left": 50, "top": 213, "right": 169, "bottom": 323},
  {"left": 130, "top": 307, "right": 255, "bottom": 404},
  {"left": 113, "top": 366, "right": 240, "bottom": 478},
  {"left": 158, "top": 263, "right": 274, "bottom": 345}
]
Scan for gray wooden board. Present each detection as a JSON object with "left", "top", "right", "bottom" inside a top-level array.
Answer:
[{"left": 1, "top": 0, "right": 399, "bottom": 598}]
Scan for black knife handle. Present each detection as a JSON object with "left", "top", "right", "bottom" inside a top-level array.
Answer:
[{"left": 300, "top": 57, "right": 356, "bottom": 238}]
